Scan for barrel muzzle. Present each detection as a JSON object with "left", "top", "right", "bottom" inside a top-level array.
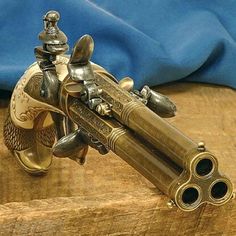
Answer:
[{"left": 172, "top": 151, "right": 233, "bottom": 211}]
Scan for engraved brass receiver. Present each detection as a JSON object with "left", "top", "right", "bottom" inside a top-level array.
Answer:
[{"left": 3, "top": 11, "right": 233, "bottom": 211}]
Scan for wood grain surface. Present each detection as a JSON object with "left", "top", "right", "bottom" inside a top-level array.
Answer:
[{"left": 0, "top": 83, "right": 235, "bottom": 235}]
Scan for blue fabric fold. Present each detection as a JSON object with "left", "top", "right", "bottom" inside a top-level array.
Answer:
[{"left": 0, "top": 0, "right": 236, "bottom": 91}]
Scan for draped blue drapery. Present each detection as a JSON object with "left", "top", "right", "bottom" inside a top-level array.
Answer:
[{"left": 0, "top": 0, "right": 236, "bottom": 91}]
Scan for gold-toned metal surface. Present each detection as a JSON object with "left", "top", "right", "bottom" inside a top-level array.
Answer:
[
  {"left": 3, "top": 10, "right": 234, "bottom": 211},
  {"left": 62, "top": 77, "right": 233, "bottom": 211},
  {"left": 119, "top": 77, "right": 134, "bottom": 92}
]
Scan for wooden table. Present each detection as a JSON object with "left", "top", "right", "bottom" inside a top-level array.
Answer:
[{"left": 0, "top": 83, "right": 235, "bottom": 235}]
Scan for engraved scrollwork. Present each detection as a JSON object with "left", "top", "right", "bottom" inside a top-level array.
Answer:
[
  {"left": 95, "top": 74, "right": 132, "bottom": 113},
  {"left": 11, "top": 75, "right": 30, "bottom": 116},
  {"left": 19, "top": 106, "right": 45, "bottom": 122},
  {"left": 69, "top": 100, "right": 112, "bottom": 144}
]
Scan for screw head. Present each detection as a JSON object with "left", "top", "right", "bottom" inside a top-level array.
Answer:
[
  {"left": 197, "top": 141, "right": 205, "bottom": 151},
  {"left": 167, "top": 200, "right": 176, "bottom": 209}
]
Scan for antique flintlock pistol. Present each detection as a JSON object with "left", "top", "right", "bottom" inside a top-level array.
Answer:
[{"left": 3, "top": 11, "right": 233, "bottom": 211}]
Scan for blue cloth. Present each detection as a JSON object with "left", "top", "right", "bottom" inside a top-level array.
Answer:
[{"left": 0, "top": 0, "right": 236, "bottom": 91}]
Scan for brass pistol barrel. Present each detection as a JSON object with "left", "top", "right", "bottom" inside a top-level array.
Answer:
[
  {"left": 125, "top": 105, "right": 197, "bottom": 168},
  {"left": 66, "top": 98, "right": 233, "bottom": 211},
  {"left": 60, "top": 73, "right": 233, "bottom": 211},
  {"left": 67, "top": 99, "right": 189, "bottom": 209},
  {"left": 93, "top": 72, "right": 233, "bottom": 208}
]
